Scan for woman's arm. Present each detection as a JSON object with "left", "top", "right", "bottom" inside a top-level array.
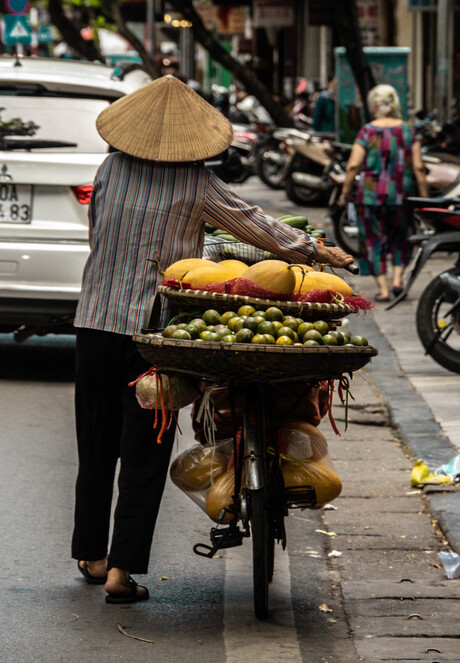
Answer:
[
  {"left": 338, "top": 142, "right": 366, "bottom": 205},
  {"left": 411, "top": 140, "right": 429, "bottom": 198},
  {"left": 202, "top": 171, "right": 354, "bottom": 268}
]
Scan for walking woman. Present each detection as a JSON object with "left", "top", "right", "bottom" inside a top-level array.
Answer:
[
  {"left": 72, "top": 75, "right": 354, "bottom": 604},
  {"left": 339, "top": 84, "right": 428, "bottom": 302}
]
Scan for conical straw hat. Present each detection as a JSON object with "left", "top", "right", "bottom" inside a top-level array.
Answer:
[{"left": 96, "top": 75, "right": 234, "bottom": 162}]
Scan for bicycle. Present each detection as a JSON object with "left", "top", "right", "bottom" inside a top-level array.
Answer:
[{"left": 134, "top": 286, "right": 376, "bottom": 619}]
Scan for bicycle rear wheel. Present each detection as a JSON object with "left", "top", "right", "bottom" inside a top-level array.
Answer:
[{"left": 249, "top": 487, "right": 274, "bottom": 619}]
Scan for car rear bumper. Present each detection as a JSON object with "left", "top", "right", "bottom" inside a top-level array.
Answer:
[
  {"left": 0, "top": 240, "right": 87, "bottom": 300},
  {"left": 0, "top": 240, "right": 87, "bottom": 333}
]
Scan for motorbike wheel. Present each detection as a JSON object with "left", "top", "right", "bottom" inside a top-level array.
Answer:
[
  {"left": 285, "top": 174, "right": 325, "bottom": 205},
  {"left": 416, "top": 267, "right": 460, "bottom": 373},
  {"left": 255, "top": 147, "right": 286, "bottom": 190},
  {"left": 330, "top": 205, "right": 361, "bottom": 258}
]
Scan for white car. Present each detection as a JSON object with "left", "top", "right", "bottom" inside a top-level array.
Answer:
[{"left": 0, "top": 57, "right": 152, "bottom": 340}]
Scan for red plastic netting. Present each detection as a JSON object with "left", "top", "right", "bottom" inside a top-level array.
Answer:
[
  {"left": 161, "top": 277, "right": 295, "bottom": 300},
  {"left": 299, "top": 289, "right": 373, "bottom": 311},
  {"left": 230, "top": 278, "right": 293, "bottom": 301}
]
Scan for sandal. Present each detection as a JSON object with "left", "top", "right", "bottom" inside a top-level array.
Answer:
[
  {"left": 374, "top": 294, "right": 390, "bottom": 302},
  {"left": 105, "top": 577, "right": 149, "bottom": 604},
  {"left": 78, "top": 561, "right": 107, "bottom": 585},
  {"left": 392, "top": 286, "right": 404, "bottom": 297}
]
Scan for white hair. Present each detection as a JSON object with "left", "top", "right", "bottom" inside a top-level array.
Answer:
[{"left": 367, "top": 84, "right": 401, "bottom": 119}]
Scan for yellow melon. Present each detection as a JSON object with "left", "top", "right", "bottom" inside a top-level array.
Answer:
[
  {"left": 205, "top": 471, "right": 236, "bottom": 523},
  {"left": 218, "top": 259, "right": 248, "bottom": 278},
  {"left": 184, "top": 264, "right": 231, "bottom": 288},
  {"left": 170, "top": 447, "right": 227, "bottom": 492},
  {"left": 240, "top": 260, "right": 296, "bottom": 296},
  {"left": 297, "top": 271, "right": 353, "bottom": 297},
  {"left": 163, "top": 258, "right": 211, "bottom": 281},
  {"left": 290, "top": 264, "right": 317, "bottom": 293},
  {"left": 282, "top": 457, "right": 342, "bottom": 507}
]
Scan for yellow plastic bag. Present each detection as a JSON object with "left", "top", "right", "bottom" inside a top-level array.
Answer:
[
  {"left": 170, "top": 444, "right": 228, "bottom": 492},
  {"left": 411, "top": 459, "right": 451, "bottom": 487},
  {"left": 281, "top": 456, "right": 342, "bottom": 507}
]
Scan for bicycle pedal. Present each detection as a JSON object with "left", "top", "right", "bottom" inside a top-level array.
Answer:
[{"left": 211, "top": 525, "right": 244, "bottom": 549}]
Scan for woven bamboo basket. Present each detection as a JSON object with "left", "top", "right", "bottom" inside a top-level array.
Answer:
[
  {"left": 156, "top": 285, "right": 353, "bottom": 322},
  {"left": 134, "top": 334, "right": 378, "bottom": 383}
]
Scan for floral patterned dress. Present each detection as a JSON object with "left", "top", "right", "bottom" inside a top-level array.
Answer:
[{"left": 354, "top": 121, "right": 419, "bottom": 275}]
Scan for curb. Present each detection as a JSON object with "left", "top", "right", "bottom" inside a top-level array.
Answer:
[{"left": 358, "top": 312, "right": 460, "bottom": 555}]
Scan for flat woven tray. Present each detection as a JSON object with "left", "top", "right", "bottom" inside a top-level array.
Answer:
[
  {"left": 134, "top": 334, "right": 378, "bottom": 383},
  {"left": 157, "top": 285, "right": 353, "bottom": 321}
]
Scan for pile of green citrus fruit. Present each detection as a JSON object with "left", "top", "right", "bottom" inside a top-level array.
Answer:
[{"left": 161, "top": 306, "right": 369, "bottom": 347}]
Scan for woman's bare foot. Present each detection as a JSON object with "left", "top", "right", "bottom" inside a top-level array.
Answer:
[
  {"left": 78, "top": 558, "right": 107, "bottom": 584},
  {"left": 105, "top": 567, "right": 148, "bottom": 601},
  {"left": 79, "top": 558, "right": 107, "bottom": 578}
]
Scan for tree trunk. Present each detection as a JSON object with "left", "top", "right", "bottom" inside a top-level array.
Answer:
[
  {"left": 332, "top": 0, "right": 376, "bottom": 122},
  {"left": 101, "top": 0, "right": 160, "bottom": 78},
  {"left": 170, "top": 0, "right": 293, "bottom": 127},
  {"left": 48, "top": 0, "right": 105, "bottom": 63}
]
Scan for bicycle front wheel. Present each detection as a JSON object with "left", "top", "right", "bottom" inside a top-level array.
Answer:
[{"left": 249, "top": 487, "right": 274, "bottom": 619}]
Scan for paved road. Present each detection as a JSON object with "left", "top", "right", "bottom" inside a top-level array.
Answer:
[{"left": 0, "top": 177, "right": 459, "bottom": 662}]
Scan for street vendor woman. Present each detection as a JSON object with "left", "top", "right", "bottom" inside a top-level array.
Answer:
[{"left": 71, "top": 74, "right": 354, "bottom": 604}]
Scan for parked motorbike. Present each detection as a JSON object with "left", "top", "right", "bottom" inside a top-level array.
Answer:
[
  {"left": 282, "top": 129, "right": 336, "bottom": 205},
  {"left": 207, "top": 147, "right": 251, "bottom": 184},
  {"left": 254, "top": 127, "right": 294, "bottom": 190},
  {"left": 386, "top": 192, "right": 460, "bottom": 312},
  {"left": 416, "top": 109, "right": 460, "bottom": 158},
  {"left": 416, "top": 269, "right": 460, "bottom": 373}
]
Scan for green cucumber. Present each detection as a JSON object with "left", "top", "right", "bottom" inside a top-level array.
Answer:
[
  {"left": 281, "top": 216, "right": 309, "bottom": 229},
  {"left": 217, "top": 234, "right": 238, "bottom": 242}
]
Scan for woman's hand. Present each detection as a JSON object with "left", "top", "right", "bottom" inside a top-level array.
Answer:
[
  {"left": 337, "top": 194, "right": 348, "bottom": 207},
  {"left": 315, "top": 242, "right": 355, "bottom": 268}
]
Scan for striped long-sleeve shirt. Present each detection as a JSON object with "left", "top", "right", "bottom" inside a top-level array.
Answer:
[{"left": 74, "top": 152, "right": 318, "bottom": 335}]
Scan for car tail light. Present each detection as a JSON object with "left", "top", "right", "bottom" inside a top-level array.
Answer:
[{"left": 71, "top": 184, "right": 93, "bottom": 204}]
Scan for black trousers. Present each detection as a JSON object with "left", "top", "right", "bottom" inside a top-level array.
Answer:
[{"left": 71, "top": 328, "right": 175, "bottom": 574}]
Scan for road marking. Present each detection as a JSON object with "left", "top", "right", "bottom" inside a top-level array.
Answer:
[{"left": 224, "top": 544, "right": 302, "bottom": 662}]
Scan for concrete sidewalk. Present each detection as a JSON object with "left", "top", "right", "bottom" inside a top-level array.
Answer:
[
  {"left": 322, "top": 370, "right": 460, "bottom": 662},
  {"left": 346, "top": 256, "right": 460, "bottom": 555},
  {"left": 234, "top": 181, "right": 459, "bottom": 554}
]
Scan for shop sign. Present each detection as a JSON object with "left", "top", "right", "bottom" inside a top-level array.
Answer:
[
  {"left": 195, "top": 2, "right": 246, "bottom": 35},
  {"left": 406, "top": 0, "right": 460, "bottom": 9},
  {"left": 252, "top": 1, "right": 294, "bottom": 29},
  {"left": 405, "top": 0, "right": 437, "bottom": 9}
]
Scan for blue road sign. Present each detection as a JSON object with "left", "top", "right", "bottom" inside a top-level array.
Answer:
[
  {"left": 6, "top": 0, "right": 30, "bottom": 14},
  {"left": 4, "top": 14, "right": 32, "bottom": 45},
  {"left": 37, "top": 25, "right": 54, "bottom": 44}
]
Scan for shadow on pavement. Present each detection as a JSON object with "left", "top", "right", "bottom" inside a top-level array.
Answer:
[{"left": 0, "top": 333, "right": 76, "bottom": 382}]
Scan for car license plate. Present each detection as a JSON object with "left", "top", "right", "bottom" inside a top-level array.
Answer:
[{"left": 0, "top": 183, "right": 32, "bottom": 224}]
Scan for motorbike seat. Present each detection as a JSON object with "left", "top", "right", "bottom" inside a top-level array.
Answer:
[{"left": 404, "top": 196, "right": 460, "bottom": 209}]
